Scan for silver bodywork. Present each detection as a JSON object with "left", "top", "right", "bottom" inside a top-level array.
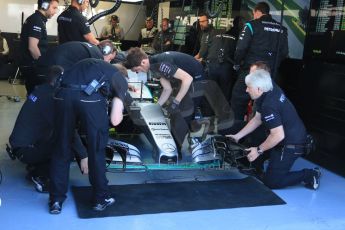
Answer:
[
  {"left": 120, "top": 82, "right": 233, "bottom": 165},
  {"left": 107, "top": 139, "right": 142, "bottom": 164},
  {"left": 134, "top": 102, "right": 179, "bottom": 163},
  {"left": 191, "top": 136, "right": 223, "bottom": 164}
]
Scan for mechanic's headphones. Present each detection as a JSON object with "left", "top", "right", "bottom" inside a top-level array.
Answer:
[
  {"left": 99, "top": 41, "right": 115, "bottom": 56},
  {"left": 77, "top": 0, "right": 85, "bottom": 5},
  {"left": 102, "top": 45, "right": 113, "bottom": 55},
  {"left": 39, "top": 0, "right": 51, "bottom": 11}
]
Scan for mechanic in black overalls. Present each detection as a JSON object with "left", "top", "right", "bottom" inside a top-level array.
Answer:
[
  {"left": 20, "top": 0, "right": 59, "bottom": 94},
  {"left": 57, "top": 0, "right": 99, "bottom": 45},
  {"left": 228, "top": 69, "right": 321, "bottom": 190},
  {"left": 9, "top": 66, "right": 88, "bottom": 193},
  {"left": 231, "top": 2, "right": 288, "bottom": 120},
  {"left": 125, "top": 48, "right": 204, "bottom": 148},
  {"left": 49, "top": 59, "right": 128, "bottom": 214},
  {"left": 39, "top": 40, "right": 117, "bottom": 71}
]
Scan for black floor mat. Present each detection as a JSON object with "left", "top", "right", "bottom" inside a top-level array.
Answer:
[{"left": 71, "top": 177, "right": 285, "bottom": 219}]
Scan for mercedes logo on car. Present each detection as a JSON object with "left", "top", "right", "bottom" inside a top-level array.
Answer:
[{"left": 162, "top": 143, "right": 176, "bottom": 153}]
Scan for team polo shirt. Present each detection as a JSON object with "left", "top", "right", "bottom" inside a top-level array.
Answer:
[
  {"left": 149, "top": 51, "right": 204, "bottom": 81},
  {"left": 48, "top": 41, "right": 103, "bottom": 71},
  {"left": 57, "top": 6, "right": 91, "bottom": 44},
  {"left": 256, "top": 84, "right": 307, "bottom": 145},
  {"left": 20, "top": 10, "right": 48, "bottom": 65},
  {"left": 62, "top": 59, "right": 128, "bottom": 102},
  {"left": 9, "top": 84, "right": 55, "bottom": 147}
]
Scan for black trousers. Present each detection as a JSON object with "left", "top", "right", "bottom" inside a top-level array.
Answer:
[
  {"left": 263, "top": 146, "right": 315, "bottom": 189},
  {"left": 169, "top": 74, "right": 205, "bottom": 149},
  {"left": 230, "top": 69, "right": 251, "bottom": 120},
  {"left": 13, "top": 130, "right": 87, "bottom": 177},
  {"left": 169, "top": 91, "right": 194, "bottom": 150},
  {"left": 21, "top": 66, "right": 47, "bottom": 95},
  {"left": 207, "top": 62, "right": 234, "bottom": 101},
  {"left": 0, "top": 54, "right": 8, "bottom": 66},
  {"left": 13, "top": 142, "right": 51, "bottom": 177},
  {"left": 50, "top": 89, "right": 109, "bottom": 203}
]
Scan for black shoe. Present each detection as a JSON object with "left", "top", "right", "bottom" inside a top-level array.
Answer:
[
  {"left": 305, "top": 167, "right": 321, "bottom": 190},
  {"left": 31, "top": 176, "right": 49, "bottom": 193},
  {"left": 49, "top": 201, "right": 62, "bottom": 214},
  {"left": 93, "top": 197, "right": 115, "bottom": 211}
]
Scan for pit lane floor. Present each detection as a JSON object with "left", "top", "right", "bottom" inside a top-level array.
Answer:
[{"left": 1, "top": 80, "right": 345, "bottom": 230}]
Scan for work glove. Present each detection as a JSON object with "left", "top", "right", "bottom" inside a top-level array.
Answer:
[
  {"left": 233, "top": 64, "right": 240, "bottom": 72},
  {"left": 167, "top": 99, "right": 180, "bottom": 115}
]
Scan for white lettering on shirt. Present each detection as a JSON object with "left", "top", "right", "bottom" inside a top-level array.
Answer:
[
  {"left": 33, "top": 26, "right": 42, "bottom": 32},
  {"left": 159, "top": 63, "right": 172, "bottom": 75},
  {"left": 279, "top": 94, "right": 286, "bottom": 102},
  {"left": 58, "top": 16, "right": 72, "bottom": 22},
  {"left": 264, "top": 27, "right": 280, "bottom": 32},
  {"left": 264, "top": 114, "right": 275, "bottom": 122}
]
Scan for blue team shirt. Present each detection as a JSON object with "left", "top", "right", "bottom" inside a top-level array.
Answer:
[{"left": 255, "top": 84, "right": 307, "bottom": 145}]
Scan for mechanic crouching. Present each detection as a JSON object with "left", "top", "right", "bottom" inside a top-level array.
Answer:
[
  {"left": 49, "top": 58, "right": 128, "bottom": 214},
  {"left": 227, "top": 69, "right": 321, "bottom": 190},
  {"left": 9, "top": 66, "right": 88, "bottom": 193}
]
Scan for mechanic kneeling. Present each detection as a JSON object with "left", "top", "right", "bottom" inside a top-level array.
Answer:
[
  {"left": 49, "top": 58, "right": 128, "bottom": 214},
  {"left": 227, "top": 69, "right": 321, "bottom": 190},
  {"left": 9, "top": 66, "right": 88, "bottom": 193}
]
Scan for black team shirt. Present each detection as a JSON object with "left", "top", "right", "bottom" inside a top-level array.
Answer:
[
  {"left": 46, "top": 41, "right": 103, "bottom": 71},
  {"left": 61, "top": 59, "right": 128, "bottom": 102},
  {"left": 10, "top": 84, "right": 55, "bottom": 147},
  {"left": 57, "top": 6, "right": 91, "bottom": 44},
  {"left": 149, "top": 51, "right": 204, "bottom": 81},
  {"left": 20, "top": 10, "right": 48, "bottom": 65}
]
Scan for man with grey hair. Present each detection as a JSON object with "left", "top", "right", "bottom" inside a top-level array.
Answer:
[{"left": 227, "top": 69, "right": 321, "bottom": 190}]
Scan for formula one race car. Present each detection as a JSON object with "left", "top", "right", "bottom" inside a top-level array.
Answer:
[{"left": 105, "top": 77, "right": 250, "bottom": 172}]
